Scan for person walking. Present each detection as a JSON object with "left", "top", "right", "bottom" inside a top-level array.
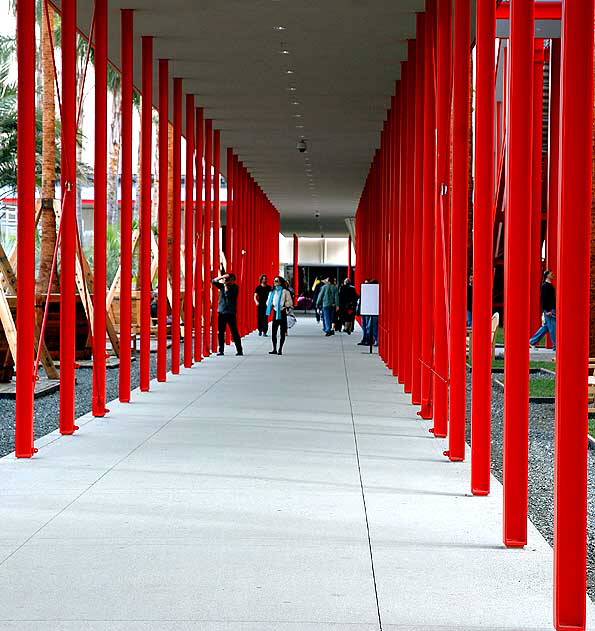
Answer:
[
  {"left": 254, "top": 274, "right": 272, "bottom": 336},
  {"left": 339, "top": 278, "right": 358, "bottom": 334},
  {"left": 529, "top": 269, "right": 556, "bottom": 352},
  {"left": 211, "top": 273, "right": 243, "bottom": 356},
  {"left": 266, "top": 275, "right": 293, "bottom": 355},
  {"left": 312, "top": 276, "right": 324, "bottom": 323},
  {"left": 317, "top": 277, "right": 340, "bottom": 336}
]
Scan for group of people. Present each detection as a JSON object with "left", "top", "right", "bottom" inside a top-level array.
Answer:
[{"left": 312, "top": 277, "right": 358, "bottom": 337}]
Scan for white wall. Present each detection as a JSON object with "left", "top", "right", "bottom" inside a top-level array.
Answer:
[{"left": 279, "top": 235, "right": 355, "bottom": 266}]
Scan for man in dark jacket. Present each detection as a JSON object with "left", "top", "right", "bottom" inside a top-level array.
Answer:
[
  {"left": 212, "top": 273, "right": 243, "bottom": 356},
  {"left": 529, "top": 270, "right": 556, "bottom": 351}
]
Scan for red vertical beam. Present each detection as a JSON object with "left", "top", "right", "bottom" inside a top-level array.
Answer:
[
  {"left": 119, "top": 9, "right": 133, "bottom": 402},
  {"left": 15, "top": 0, "right": 36, "bottom": 456},
  {"left": 183, "top": 94, "right": 195, "bottom": 368},
  {"left": 226, "top": 148, "right": 234, "bottom": 272},
  {"left": 390, "top": 89, "right": 400, "bottom": 377},
  {"left": 546, "top": 39, "right": 560, "bottom": 277},
  {"left": 59, "top": 0, "right": 77, "bottom": 435},
  {"left": 157, "top": 59, "right": 169, "bottom": 382},
  {"left": 171, "top": 78, "right": 182, "bottom": 374},
  {"left": 140, "top": 36, "right": 153, "bottom": 391},
  {"left": 348, "top": 235, "right": 352, "bottom": 279},
  {"left": 293, "top": 234, "right": 299, "bottom": 303},
  {"left": 447, "top": 0, "right": 470, "bottom": 463},
  {"left": 420, "top": 0, "right": 436, "bottom": 419},
  {"left": 503, "top": 0, "right": 534, "bottom": 546},
  {"left": 470, "top": 0, "right": 495, "bottom": 495},
  {"left": 397, "top": 62, "right": 408, "bottom": 385},
  {"left": 203, "top": 119, "right": 212, "bottom": 357},
  {"left": 194, "top": 107, "right": 204, "bottom": 362},
  {"left": 553, "top": 0, "right": 593, "bottom": 627},
  {"left": 92, "top": 0, "right": 107, "bottom": 417},
  {"left": 411, "top": 13, "right": 425, "bottom": 406},
  {"left": 530, "top": 41, "right": 544, "bottom": 336},
  {"left": 211, "top": 129, "right": 221, "bottom": 351},
  {"left": 432, "top": 0, "right": 451, "bottom": 438}
]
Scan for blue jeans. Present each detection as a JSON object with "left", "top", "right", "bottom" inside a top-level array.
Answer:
[
  {"left": 360, "top": 315, "right": 370, "bottom": 343},
  {"left": 366, "top": 316, "right": 378, "bottom": 345},
  {"left": 322, "top": 306, "right": 335, "bottom": 333},
  {"left": 530, "top": 311, "right": 556, "bottom": 351}
]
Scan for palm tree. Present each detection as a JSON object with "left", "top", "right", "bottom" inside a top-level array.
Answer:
[{"left": 107, "top": 66, "right": 121, "bottom": 226}]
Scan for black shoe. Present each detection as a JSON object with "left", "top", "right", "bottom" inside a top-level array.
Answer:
[
  {"left": 236, "top": 351, "right": 243, "bottom": 356},
  {"left": 278, "top": 349, "right": 283, "bottom": 356},
  {"left": 325, "top": 332, "right": 332, "bottom": 337},
  {"left": 216, "top": 351, "right": 224, "bottom": 356},
  {"left": 259, "top": 332, "right": 262, "bottom": 336},
  {"left": 269, "top": 349, "right": 277, "bottom": 354},
  {"left": 263, "top": 333, "right": 268, "bottom": 337},
  {"left": 357, "top": 341, "right": 367, "bottom": 346}
]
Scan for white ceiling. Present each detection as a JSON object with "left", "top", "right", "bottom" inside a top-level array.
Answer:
[{"left": 71, "top": 0, "right": 425, "bottom": 236}]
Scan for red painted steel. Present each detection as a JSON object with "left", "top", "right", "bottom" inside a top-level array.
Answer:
[
  {"left": 59, "top": 0, "right": 78, "bottom": 435},
  {"left": 140, "top": 37, "right": 153, "bottom": 391},
  {"left": 420, "top": 0, "right": 436, "bottom": 420},
  {"left": 92, "top": 0, "right": 107, "bottom": 417},
  {"left": 546, "top": 39, "right": 560, "bottom": 277},
  {"left": 503, "top": 0, "right": 534, "bottom": 546},
  {"left": 211, "top": 129, "right": 221, "bottom": 351},
  {"left": 293, "top": 234, "right": 299, "bottom": 305},
  {"left": 203, "top": 119, "right": 213, "bottom": 357},
  {"left": 15, "top": 0, "right": 36, "bottom": 456},
  {"left": 183, "top": 94, "right": 195, "bottom": 369},
  {"left": 348, "top": 235, "right": 352, "bottom": 279},
  {"left": 226, "top": 149, "right": 234, "bottom": 273},
  {"left": 447, "top": 0, "right": 470, "bottom": 463},
  {"left": 194, "top": 107, "right": 204, "bottom": 362},
  {"left": 157, "top": 59, "right": 169, "bottom": 382},
  {"left": 553, "top": 1, "right": 593, "bottom": 627},
  {"left": 496, "top": 1, "right": 560, "bottom": 20},
  {"left": 397, "top": 62, "right": 408, "bottom": 386},
  {"left": 119, "top": 9, "right": 133, "bottom": 402},
  {"left": 171, "top": 78, "right": 182, "bottom": 374},
  {"left": 470, "top": 0, "right": 495, "bottom": 495}
]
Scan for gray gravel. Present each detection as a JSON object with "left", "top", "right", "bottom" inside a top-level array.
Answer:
[
  {"left": 0, "top": 342, "right": 184, "bottom": 457},
  {"left": 466, "top": 370, "right": 595, "bottom": 600}
]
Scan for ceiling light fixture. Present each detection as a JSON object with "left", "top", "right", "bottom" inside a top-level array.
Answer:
[
  {"left": 274, "top": 25, "right": 286, "bottom": 30},
  {"left": 286, "top": 70, "right": 294, "bottom": 74},
  {"left": 281, "top": 49, "right": 290, "bottom": 55},
  {"left": 291, "top": 101, "right": 300, "bottom": 105},
  {"left": 294, "top": 113, "right": 302, "bottom": 118}
]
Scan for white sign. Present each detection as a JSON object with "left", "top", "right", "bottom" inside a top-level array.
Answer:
[{"left": 360, "top": 283, "right": 379, "bottom": 316}]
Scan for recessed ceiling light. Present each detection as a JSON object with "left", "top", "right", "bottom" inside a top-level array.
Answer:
[
  {"left": 281, "top": 49, "right": 290, "bottom": 54},
  {"left": 296, "top": 125, "right": 304, "bottom": 129},
  {"left": 286, "top": 70, "right": 294, "bottom": 74},
  {"left": 287, "top": 86, "right": 297, "bottom": 91},
  {"left": 274, "top": 25, "right": 286, "bottom": 30},
  {"left": 291, "top": 101, "right": 300, "bottom": 106},
  {"left": 294, "top": 113, "right": 302, "bottom": 118}
]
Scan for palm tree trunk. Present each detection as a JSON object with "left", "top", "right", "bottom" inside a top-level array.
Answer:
[{"left": 167, "top": 121, "right": 174, "bottom": 277}]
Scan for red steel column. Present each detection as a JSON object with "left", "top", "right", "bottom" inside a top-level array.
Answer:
[
  {"left": 92, "top": 0, "right": 108, "bottom": 417},
  {"left": 447, "top": 0, "right": 470, "bottom": 463},
  {"left": 203, "top": 119, "right": 212, "bottom": 357},
  {"left": 420, "top": 0, "right": 436, "bottom": 419},
  {"left": 171, "top": 78, "right": 182, "bottom": 374},
  {"left": 503, "top": 0, "right": 533, "bottom": 546},
  {"left": 183, "top": 94, "right": 195, "bottom": 368},
  {"left": 15, "top": 0, "right": 36, "bottom": 456},
  {"left": 211, "top": 129, "right": 221, "bottom": 351},
  {"left": 546, "top": 39, "right": 560, "bottom": 277},
  {"left": 470, "top": 0, "right": 495, "bottom": 495},
  {"left": 226, "top": 149, "right": 234, "bottom": 273},
  {"left": 59, "top": 0, "right": 77, "bottom": 435},
  {"left": 397, "top": 62, "right": 408, "bottom": 385},
  {"left": 119, "top": 9, "right": 133, "bottom": 402},
  {"left": 293, "top": 234, "right": 299, "bottom": 302},
  {"left": 194, "top": 107, "right": 204, "bottom": 362},
  {"left": 348, "top": 235, "right": 352, "bottom": 279},
  {"left": 554, "top": 0, "right": 593, "bottom": 626},
  {"left": 140, "top": 36, "right": 153, "bottom": 391}
]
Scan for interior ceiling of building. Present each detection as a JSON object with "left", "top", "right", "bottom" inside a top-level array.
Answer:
[{"left": 70, "top": 0, "right": 426, "bottom": 236}]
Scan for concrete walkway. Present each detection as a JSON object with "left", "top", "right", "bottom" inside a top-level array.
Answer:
[{"left": 0, "top": 316, "right": 592, "bottom": 630}]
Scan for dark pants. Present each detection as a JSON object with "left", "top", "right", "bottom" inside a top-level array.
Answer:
[
  {"left": 271, "top": 312, "right": 288, "bottom": 351},
  {"left": 218, "top": 312, "right": 242, "bottom": 353},
  {"left": 257, "top": 306, "right": 269, "bottom": 334}
]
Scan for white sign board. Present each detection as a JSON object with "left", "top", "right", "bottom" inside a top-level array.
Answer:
[{"left": 360, "top": 283, "right": 379, "bottom": 316}]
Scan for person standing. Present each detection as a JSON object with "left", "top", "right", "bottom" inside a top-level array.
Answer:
[
  {"left": 254, "top": 274, "right": 272, "bottom": 336},
  {"left": 339, "top": 278, "right": 358, "bottom": 334},
  {"left": 312, "top": 276, "right": 324, "bottom": 323},
  {"left": 317, "top": 277, "right": 340, "bottom": 336},
  {"left": 529, "top": 269, "right": 556, "bottom": 352},
  {"left": 266, "top": 276, "right": 293, "bottom": 355},
  {"left": 357, "top": 279, "right": 370, "bottom": 345},
  {"left": 211, "top": 273, "right": 243, "bottom": 356}
]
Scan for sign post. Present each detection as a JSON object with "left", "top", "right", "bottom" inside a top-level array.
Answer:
[{"left": 360, "top": 283, "right": 379, "bottom": 354}]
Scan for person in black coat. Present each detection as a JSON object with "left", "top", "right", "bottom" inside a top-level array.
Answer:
[
  {"left": 338, "top": 279, "right": 358, "bottom": 334},
  {"left": 529, "top": 270, "right": 556, "bottom": 351}
]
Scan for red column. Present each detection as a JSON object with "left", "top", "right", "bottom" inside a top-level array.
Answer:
[
  {"left": 226, "top": 149, "right": 234, "bottom": 272},
  {"left": 15, "top": 0, "right": 36, "bottom": 456},
  {"left": 546, "top": 39, "right": 560, "bottom": 277},
  {"left": 553, "top": 1, "right": 593, "bottom": 627},
  {"left": 119, "top": 9, "right": 133, "bottom": 402},
  {"left": 194, "top": 107, "right": 204, "bottom": 362},
  {"left": 293, "top": 234, "right": 299, "bottom": 304},
  {"left": 59, "top": 0, "right": 77, "bottom": 435},
  {"left": 92, "top": 0, "right": 107, "bottom": 417},
  {"left": 411, "top": 13, "right": 425, "bottom": 406},
  {"left": 470, "top": 0, "right": 495, "bottom": 495},
  {"left": 203, "top": 119, "right": 213, "bottom": 357},
  {"left": 157, "top": 59, "right": 169, "bottom": 382},
  {"left": 183, "top": 94, "right": 195, "bottom": 369},
  {"left": 447, "top": 0, "right": 470, "bottom": 463},
  {"left": 420, "top": 0, "right": 436, "bottom": 419},
  {"left": 171, "top": 78, "right": 182, "bottom": 374},
  {"left": 140, "top": 36, "right": 153, "bottom": 391},
  {"left": 503, "top": 0, "right": 533, "bottom": 546},
  {"left": 211, "top": 129, "right": 221, "bottom": 351},
  {"left": 397, "top": 62, "right": 408, "bottom": 385},
  {"left": 530, "top": 41, "right": 545, "bottom": 336},
  {"left": 348, "top": 235, "right": 352, "bottom": 280}
]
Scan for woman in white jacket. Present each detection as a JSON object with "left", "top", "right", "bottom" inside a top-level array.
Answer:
[{"left": 266, "top": 276, "right": 293, "bottom": 355}]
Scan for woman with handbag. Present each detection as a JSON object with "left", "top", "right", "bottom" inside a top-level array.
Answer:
[{"left": 266, "top": 276, "right": 293, "bottom": 355}]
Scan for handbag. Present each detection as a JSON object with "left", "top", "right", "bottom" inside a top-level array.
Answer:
[{"left": 286, "top": 309, "right": 297, "bottom": 329}]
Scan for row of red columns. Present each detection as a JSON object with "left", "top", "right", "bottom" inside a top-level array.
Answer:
[
  {"left": 354, "top": 1, "right": 594, "bottom": 628},
  {"left": 14, "top": 8, "right": 280, "bottom": 442}
]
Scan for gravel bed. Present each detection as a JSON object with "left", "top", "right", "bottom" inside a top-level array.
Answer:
[
  {"left": 0, "top": 342, "right": 184, "bottom": 458},
  {"left": 466, "top": 371, "right": 595, "bottom": 599}
]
